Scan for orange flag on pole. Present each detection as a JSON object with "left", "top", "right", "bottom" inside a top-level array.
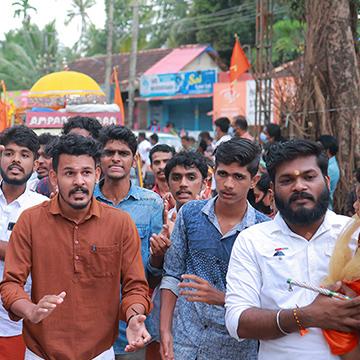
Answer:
[
  {"left": 112, "top": 67, "right": 125, "bottom": 125},
  {"left": 230, "top": 34, "right": 251, "bottom": 83}
]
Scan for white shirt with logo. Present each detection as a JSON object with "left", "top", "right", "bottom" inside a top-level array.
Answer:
[
  {"left": 0, "top": 185, "right": 48, "bottom": 336},
  {"left": 225, "top": 210, "right": 356, "bottom": 360}
]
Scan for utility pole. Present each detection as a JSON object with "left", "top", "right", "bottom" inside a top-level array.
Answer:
[
  {"left": 104, "top": 0, "right": 114, "bottom": 103},
  {"left": 128, "top": 0, "right": 140, "bottom": 128},
  {"left": 254, "top": 0, "right": 273, "bottom": 128}
]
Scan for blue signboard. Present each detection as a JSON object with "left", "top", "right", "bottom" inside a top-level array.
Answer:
[{"left": 140, "top": 70, "right": 217, "bottom": 97}]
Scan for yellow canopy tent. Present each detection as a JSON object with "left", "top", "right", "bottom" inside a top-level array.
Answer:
[{"left": 28, "top": 71, "right": 105, "bottom": 98}]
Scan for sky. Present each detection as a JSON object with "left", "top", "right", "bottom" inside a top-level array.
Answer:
[{"left": 0, "top": 0, "right": 106, "bottom": 48}]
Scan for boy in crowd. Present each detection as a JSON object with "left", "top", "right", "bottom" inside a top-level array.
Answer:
[{"left": 150, "top": 144, "right": 175, "bottom": 198}]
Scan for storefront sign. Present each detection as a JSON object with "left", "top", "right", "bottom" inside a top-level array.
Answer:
[
  {"left": 140, "top": 70, "right": 217, "bottom": 97},
  {"left": 26, "top": 112, "right": 121, "bottom": 128}
]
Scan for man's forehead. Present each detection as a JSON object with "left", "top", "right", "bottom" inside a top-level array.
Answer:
[
  {"left": 276, "top": 156, "right": 320, "bottom": 176},
  {"left": 216, "top": 162, "right": 250, "bottom": 174},
  {"left": 58, "top": 154, "right": 95, "bottom": 167},
  {"left": 4, "top": 142, "right": 32, "bottom": 152},
  {"left": 152, "top": 151, "right": 173, "bottom": 160},
  {"left": 170, "top": 164, "right": 200, "bottom": 175},
  {"left": 104, "top": 139, "right": 131, "bottom": 151}
]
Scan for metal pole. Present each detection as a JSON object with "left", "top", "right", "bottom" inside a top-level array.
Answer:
[
  {"left": 128, "top": 0, "right": 140, "bottom": 128},
  {"left": 104, "top": 0, "right": 114, "bottom": 103}
]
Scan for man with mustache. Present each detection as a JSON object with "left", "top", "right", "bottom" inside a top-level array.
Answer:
[
  {"left": 159, "top": 138, "right": 269, "bottom": 360},
  {"left": 0, "top": 126, "right": 48, "bottom": 359},
  {"left": 94, "top": 125, "right": 163, "bottom": 360},
  {"left": 225, "top": 139, "right": 360, "bottom": 360},
  {"left": 150, "top": 144, "right": 175, "bottom": 198},
  {"left": 1, "top": 134, "right": 151, "bottom": 360}
]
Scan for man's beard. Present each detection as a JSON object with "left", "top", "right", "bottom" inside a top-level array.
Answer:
[
  {"left": 0, "top": 166, "right": 32, "bottom": 186},
  {"left": 275, "top": 186, "right": 330, "bottom": 225}
]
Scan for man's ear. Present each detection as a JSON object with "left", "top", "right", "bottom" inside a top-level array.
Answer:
[
  {"left": 95, "top": 166, "right": 101, "bottom": 182},
  {"left": 250, "top": 174, "right": 260, "bottom": 189},
  {"left": 49, "top": 169, "right": 58, "bottom": 189},
  {"left": 324, "top": 175, "right": 330, "bottom": 190}
]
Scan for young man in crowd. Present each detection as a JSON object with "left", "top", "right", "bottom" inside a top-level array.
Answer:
[
  {"left": 137, "top": 132, "right": 152, "bottom": 167},
  {"left": 232, "top": 115, "right": 254, "bottom": 141},
  {"left": 0, "top": 126, "right": 48, "bottom": 360},
  {"left": 94, "top": 125, "right": 163, "bottom": 360},
  {"left": 1, "top": 134, "right": 151, "bottom": 360},
  {"left": 34, "top": 134, "right": 58, "bottom": 197},
  {"left": 211, "top": 117, "right": 232, "bottom": 195},
  {"left": 148, "top": 151, "right": 209, "bottom": 279},
  {"left": 225, "top": 139, "right": 360, "bottom": 360},
  {"left": 150, "top": 144, "right": 175, "bottom": 198},
  {"left": 159, "top": 138, "right": 269, "bottom": 360},
  {"left": 318, "top": 135, "right": 340, "bottom": 209},
  {"left": 62, "top": 115, "right": 102, "bottom": 139}
]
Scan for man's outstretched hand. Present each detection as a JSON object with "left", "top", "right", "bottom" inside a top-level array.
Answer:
[
  {"left": 27, "top": 291, "right": 66, "bottom": 324},
  {"left": 125, "top": 314, "right": 151, "bottom": 352}
]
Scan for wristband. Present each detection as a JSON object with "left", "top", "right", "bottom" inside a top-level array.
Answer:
[
  {"left": 276, "top": 309, "right": 290, "bottom": 336},
  {"left": 293, "top": 306, "right": 309, "bottom": 336}
]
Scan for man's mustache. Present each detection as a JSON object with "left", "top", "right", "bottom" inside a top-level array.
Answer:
[
  {"left": 8, "top": 164, "right": 24, "bottom": 172},
  {"left": 69, "top": 187, "right": 89, "bottom": 196},
  {"left": 289, "top": 191, "right": 315, "bottom": 203}
]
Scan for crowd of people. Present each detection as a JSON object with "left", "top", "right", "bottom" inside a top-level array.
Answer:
[{"left": 0, "top": 115, "right": 359, "bottom": 360}]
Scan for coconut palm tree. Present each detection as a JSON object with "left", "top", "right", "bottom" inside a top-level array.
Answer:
[
  {"left": 65, "top": 0, "right": 96, "bottom": 53},
  {"left": 12, "top": 0, "right": 37, "bottom": 25}
]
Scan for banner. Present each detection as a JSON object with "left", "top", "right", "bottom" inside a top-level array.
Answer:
[
  {"left": 140, "top": 70, "right": 217, "bottom": 97},
  {"left": 26, "top": 112, "right": 121, "bottom": 128}
]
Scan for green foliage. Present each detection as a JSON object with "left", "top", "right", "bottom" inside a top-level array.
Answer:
[
  {"left": 0, "top": 22, "right": 75, "bottom": 90},
  {"left": 12, "top": 0, "right": 37, "bottom": 23},
  {"left": 272, "top": 19, "right": 305, "bottom": 66}
]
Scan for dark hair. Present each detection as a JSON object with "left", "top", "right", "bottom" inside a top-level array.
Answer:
[
  {"left": 149, "top": 144, "right": 175, "bottom": 164},
  {"left": 265, "top": 124, "right": 282, "bottom": 142},
  {"left": 356, "top": 168, "right": 360, "bottom": 183},
  {"left": 199, "top": 131, "right": 212, "bottom": 141},
  {"left": 138, "top": 132, "right": 146, "bottom": 140},
  {"left": 234, "top": 115, "right": 248, "bottom": 131},
  {"left": 62, "top": 116, "right": 102, "bottom": 139},
  {"left": 150, "top": 133, "right": 159, "bottom": 143},
  {"left": 317, "top": 135, "right": 339, "bottom": 156},
  {"left": 44, "top": 136, "right": 60, "bottom": 158},
  {"left": 214, "top": 117, "right": 230, "bottom": 133},
  {"left": 51, "top": 134, "right": 102, "bottom": 171},
  {"left": 0, "top": 125, "right": 39, "bottom": 157},
  {"left": 264, "top": 139, "right": 328, "bottom": 183},
  {"left": 165, "top": 151, "right": 208, "bottom": 181},
  {"left": 256, "top": 172, "right": 271, "bottom": 193},
  {"left": 98, "top": 125, "right": 137, "bottom": 155},
  {"left": 181, "top": 135, "right": 190, "bottom": 141},
  {"left": 215, "top": 138, "right": 261, "bottom": 177},
  {"left": 38, "top": 132, "right": 57, "bottom": 146}
]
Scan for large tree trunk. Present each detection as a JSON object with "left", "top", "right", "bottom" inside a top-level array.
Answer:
[{"left": 296, "top": 0, "right": 360, "bottom": 212}]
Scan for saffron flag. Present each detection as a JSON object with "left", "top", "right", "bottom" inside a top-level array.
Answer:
[
  {"left": 230, "top": 35, "right": 251, "bottom": 83},
  {"left": 0, "top": 80, "right": 8, "bottom": 131},
  {"left": 112, "top": 67, "right": 125, "bottom": 125}
]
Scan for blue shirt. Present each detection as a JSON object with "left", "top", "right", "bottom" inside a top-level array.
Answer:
[
  {"left": 328, "top": 156, "right": 340, "bottom": 209},
  {"left": 160, "top": 197, "right": 269, "bottom": 360},
  {"left": 94, "top": 180, "right": 163, "bottom": 354}
]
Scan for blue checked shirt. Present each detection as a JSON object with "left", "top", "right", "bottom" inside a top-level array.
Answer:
[
  {"left": 94, "top": 180, "right": 163, "bottom": 355},
  {"left": 160, "top": 197, "right": 269, "bottom": 360}
]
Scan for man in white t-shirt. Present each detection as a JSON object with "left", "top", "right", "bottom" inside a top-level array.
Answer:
[
  {"left": 0, "top": 126, "right": 48, "bottom": 359},
  {"left": 138, "top": 132, "right": 152, "bottom": 166},
  {"left": 225, "top": 139, "right": 360, "bottom": 360}
]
